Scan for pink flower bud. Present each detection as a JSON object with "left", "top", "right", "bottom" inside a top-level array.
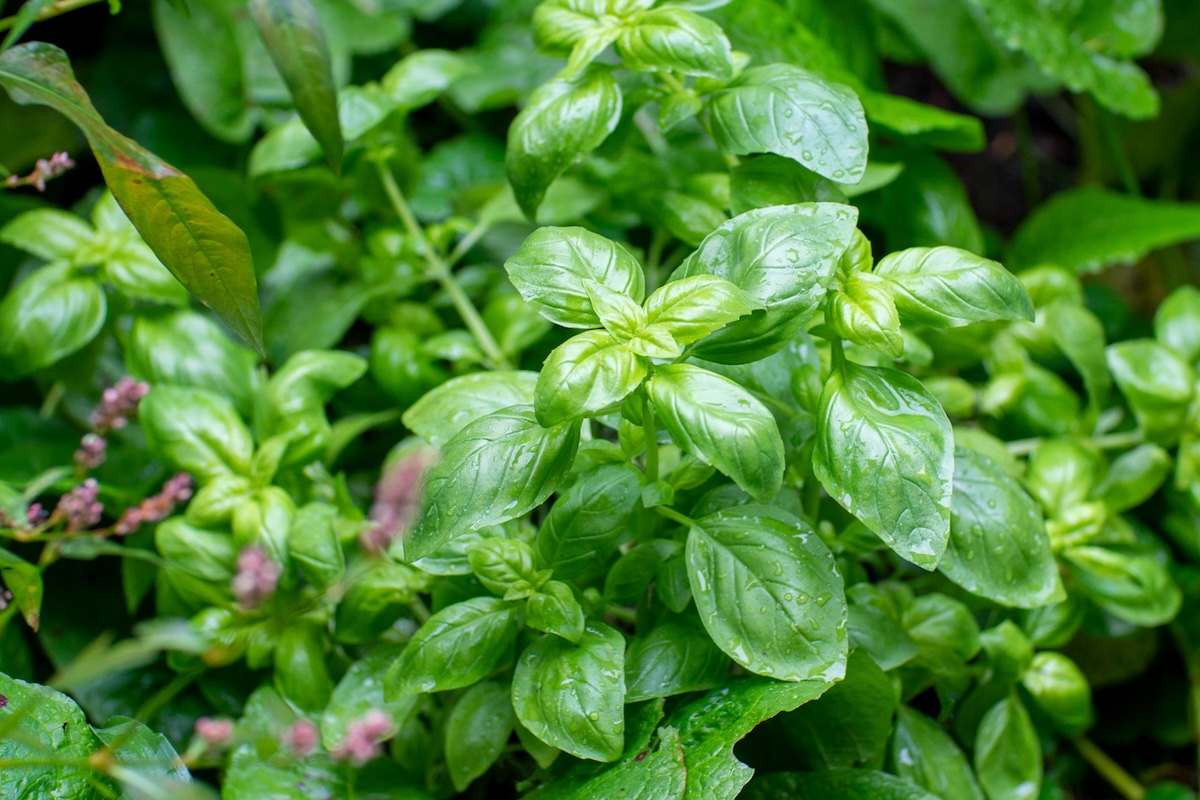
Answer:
[
  {"left": 231, "top": 546, "right": 282, "bottom": 608},
  {"left": 194, "top": 717, "right": 234, "bottom": 748},
  {"left": 285, "top": 719, "right": 320, "bottom": 756},
  {"left": 332, "top": 709, "right": 394, "bottom": 765},
  {"left": 89, "top": 377, "right": 150, "bottom": 432},
  {"left": 74, "top": 433, "right": 107, "bottom": 471},
  {"left": 363, "top": 447, "right": 438, "bottom": 554},
  {"left": 54, "top": 479, "right": 103, "bottom": 532}
]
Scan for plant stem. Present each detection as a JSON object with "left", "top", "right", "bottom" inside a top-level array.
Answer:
[
  {"left": 641, "top": 395, "right": 659, "bottom": 485},
  {"left": 445, "top": 218, "right": 493, "bottom": 270},
  {"left": 0, "top": 0, "right": 104, "bottom": 33},
  {"left": 374, "top": 160, "right": 511, "bottom": 369},
  {"left": 655, "top": 505, "right": 694, "bottom": 529},
  {"left": 1073, "top": 737, "right": 1146, "bottom": 800}
]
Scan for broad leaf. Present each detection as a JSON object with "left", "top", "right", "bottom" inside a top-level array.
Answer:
[
  {"left": 322, "top": 645, "right": 420, "bottom": 750},
  {"left": 1044, "top": 301, "right": 1111, "bottom": 410},
  {"left": 973, "top": 694, "right": 1041, "bottom": 800},
  {"left": 506, "top": 226, "right": 645, "bottom": 329},
  {"left": 1020, "top": 652, "right": 1093, "bottom": 734},
  {"left": 445, "top": 681, "right": 515, "bottom": 791},
  {"left": 1155, "top": 285, "right": 1200, "bottom": 365},
  {"left": 1010, "top": 189, "right": 1200, "bottom": 273},
  {"left": 685, "top": 505, "right": 848, "bottom": 681},
  {"left": 814, "top": 360, "right": 954, "bottom": 570},
  {"left": 513, "top": 622, "right": 626, "bottom": 762},
  {"left": 402, "top": 371, "right": 539, "bottom": 447},
  {"left": 1107, "top": 339, "right": 1195, "bottom": 443},
  {"left": 141, "top": 386, "right": 255, "bottom": 481},
  {"left": 537, "top": 462, "right": 642, "bottom": 579},
  {"left": 506, "top": 65, "right": 622, "bottom": 218},
  {"left": 1063, "top": 546, "right": 1182, "bottom": 627},
  {"left": 875, "top": 247, "right": 1034, "bottom": 328},
  {"left": 940, "top": 448, "right": 1063, "bottom": 608},
  {"left": 536, "top": 330, "right": 648, "bottom": 425},
  {"left": 250, "top": 0, "right": 344, "bottom": 171},
  {"left": 648, "top": 364, "right": 784, "bottom": 502},
  {"left": 404, "top": 406, "right": 580, "bottom": 561},
  {"left": 892, "top": 706, "right": 986, "bottom": 800},
  {"left": 672, "top": 203, "right": 857, "bottom": 363},
  {"left": 0, "top": 263, "right": 105, "bottom": 380},
  {"left": 0, "top": 43, "right": 263, "bottom": 352},
  {"left": 708, "top": 64, "right": 867, "bottom": 184},
  {"left": 386, "top": 597, "right": 519, "bottom": 696},
  {"left": 625, "top": 620, "right": 729, "bottom": 702},
  {"left": 643, "top": 275, "right": 760, "bottom": 347},
  {"left": 616, "top": 7, "right": 733, "bottom": 79},
  {"left": 0, "top": 547, "right": 43, "bottom": 631}
]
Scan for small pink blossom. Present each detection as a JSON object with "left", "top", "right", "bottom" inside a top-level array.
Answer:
[
  {"left": 5, "top": 152, "right": 75, "bottom": 192},
  {"left": 285, "top": 719, "right": 320, "bottom": 756},
  {"left": 363, "top": 447, "right": 438, "bottom": 554},
  {"left": 74, "top": 433, "right": 107, "bottom": 471},
  {"left": 194, "top": 717, "right": 234, "bottom": 748},
  {"left": 113, "top": 473, "right": 193, "bottom": 536},
  {"left": 54, "top": 479, "right": 103, "bottom": 532},
  {"left": 332, "top": 709, "right": 393, "bottom": 765},
  {"left": 25, "top": 503, "right": 47, "bottom": 527},
  {"left": 231, "top": 546, "right": 281, "bottom": 608},
  {"left": 89, "top": 377, "right": 149, "bottom": 433}
]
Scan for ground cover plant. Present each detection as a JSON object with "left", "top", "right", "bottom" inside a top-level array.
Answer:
[{"left": 1, "top": 0, "right": 1200, "bottom": 798}]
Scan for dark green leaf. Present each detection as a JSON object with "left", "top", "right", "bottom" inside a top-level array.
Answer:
[
  {"left": 141, "top": 386, "right": 255, "bottom": 482},
  {"left": 892, "top": 706, "right": 985, "bottom": 800},
  {"left": 1063, "top": 546, "right": 1182, "bottom": 627},
  {"left": 625, "top": 620, "right": 728, "bottom": 702},
  {"left": 0, "top": 263, "right": 105, "bottom": 380},
  {"left": 386, "top": 597, "right": 519, "bottom": 696},
  {"left": 536, "top": 462, "right": 642, "bottom": 579},
  {"left": 250, "top": 0, "right": 343, "bottom": 171},
  {"left": 813, "top": 360, "right": 953, "bottom": 570},
  {"left": 526, "top": 580, "right": 586, "bottom": 642},
  {"left": 445, "top": 681, "right": 515, "bottom": 791},
  {"left": 0, "top": 547, "right": 42, "bottom": 631},
  {"left": 973, "top": 693, "right": 1042, "bottom": 800},
  {"left": 744, "top": 770, "right": 938, "bottom": 800}
]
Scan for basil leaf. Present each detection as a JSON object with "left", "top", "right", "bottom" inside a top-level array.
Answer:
[
  {"left": 1063, "top": 545, "right": 1182, "bottom": 627},
  {"left": 1155, "top": 285, "right": 1200, "bottom": 365},
  {"left": 643, "top": 275, "right": 760, "bottom": 347},
  {"left": 289, "top": 502, "right": 344, "bottom": 590},
  {"left": 0, "top": 263, "right": 105, "bottom": 380},
  {"left": 141, "top": 386, "right": 255, "bottom": 482},
  {"left": 605, "top": 540, "right": 679, "bottom": 603},
  {"left": 615, "top": 7, "right": 733, "bottom": 79},
  {"left": 1107, "top": 339, "right": 1195, "bottom": 444},
  {"left": 874, "top": 246, "right": 1034, "bottom": 328},
  {"left": 467, "top": 538, "right": 546, "bottom": 600},
  {"left": 0, "top": 43, "right": 263, "bottom": 352},
  {"left": 585, "top": 279, "right": 647, "bottom": 339},
  {"left": 405, "top": 406, "right": 581, "bottom": 561},
  {"left": 1095, "top": 444, "right": 1173, "bottom": 513},
  {"left": 445, "top": 681, "right": 516, "bottom": 791},
  {"left": 814, "top": 361, "right": 953, "bottom": 570},
  {"left": 93, "top": 715, "right": 190, "bottom": 784},
  {"left": 506, "top": 65, "right": 622, "bottom": 219},
  {"left": 402, "top": 370, "right": 539, "bottom": 447},
  {"left": 526, "top": 580, "right": 586, "bottom": 642},
  {"left": 536, "top": 330, "right": 649, "bottom": 426},
  {"left": 829, "top": 272, "right": 903, "bottom": 357},
  {"left": 707, "top": 64, "right": 867, "bottom": 184},
  {"left": 386, "top": 597, "right": 519, "bottom": 697},
  {"left": 1044, "top": 300, "right": 1111, "bottom": 410},
  {"left": 1020, "top": 652, "right": 1093, "bottom": 734},
  {"left": 380, "top": 48, "right": 470, "bottom": 111},
  {"left": 940, "top": 448, "right": 1063, "bottom": 608},
  {"left": 973, "top": 694, "right": 1042, "bottom": 800},
  {"left": 249, "top": 0, "right": 343, "bottom": 172},
  {"left": 729, "top": 155, "right": 848, "bottom": 216},
  {"left": 625, "top": 620, "right": 729, "bottom": 701},
  {"left": 648, "top": 364, "right": 785, "bottom": 501},
  {"left": 273, "top": 619, "right": 334, "bottom": 712},
  {"left": 334, "top": 561, "right": 426, "bottom": 644},
  {"left": 536, "top": 462, "right": 642, "bottom": 580},
  {"left": 686, "top": 505, "right": 848, "bottom": 681},
  {"left": 0, "top": 208, "right": 93, "bottom": 261},
  {"left": 744, "top": 770, "right": 939, "bottom": 800},
  {"left": 505, "top": 225, "right": 645, "bottom": 329},
  {"left": 513, "top": 621, "right": 626, "bottom": 762},
  {"left": 892, "top": 705, "right": 985, "bottom": 800},
  {"left": 672, "top": 203, "right": 857, "bottom": 363},
  {"left": 0, "top": 547, "right": 43, "bottom": 631}
]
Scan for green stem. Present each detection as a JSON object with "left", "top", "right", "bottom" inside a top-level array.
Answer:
[
  {"left": 0, "top": 0, "right": 104, "bottom": 34},
  {"left": 1096, "top": 106, "right": 1140, "bottom": 197},
  {"left": 374, "top": 160, "right": 511, "bottom": 369},
  {"left": 655, "top": 505, "right": 695, "bottom": 529},
  {"left": 445, "top": 218, "right": 493, "bottom": 270},
  {"left": 39, "top": 381, "right": 64, "bottom": 419},
  {"left": 1072, "top": 737, "right": 1145, "bottom": 800},
  {"left": 641, "top": 395, "right": 659, "bottom": 485},
  {"left": 605, "top": 604, "right": 637, "bottom": 624}
]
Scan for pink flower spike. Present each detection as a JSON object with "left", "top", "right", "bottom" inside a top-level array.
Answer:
[
  {"left": 231, "top": 546, "right": 282, "bottom": 608},
  {"left": 54, "top": 479, "right": 103, "bottom": 532},
  {"left": 89, "top": 377, "right": 150, "bottom": 432},
  {"left": 285, "top": 719, "right": 320, "bottom": 756},
  {"left": 194, "top": 717, "right": 234, "bottom": 748},
  {"left": 74, "top": 433, "right": 107, "bottom": 471},
  {"left": 332, "top": 709, "right": 394, "bottom": 766}
]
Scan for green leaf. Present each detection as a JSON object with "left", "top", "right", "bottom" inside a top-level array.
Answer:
[
  {"left": 405, "top": 406, "right": 580, "bottom": 561},
  {"left": 467, "top": 538, "right": 546, "bottom": 600},
  {"left": 402, "top": 371, "right": 538, "bottom": 447},
  {"left": 685, "top": 505, "right": 847, "bottom": 681},
  {"left": 875, "top": 246, "right": 1034, "bottom": 327},
  {"left": 0, "top": 672, "right": 111, "bottom": 799},
  {"left": 513, "top": 621, "right": 626, "bottom": 762},
  {"left": 829, "top": 272, "right": 903, "bottom": 357},
  {"left": 141, "top": 386, "right": 255, "bottom": 482},
  {"left": 334, "top": 561, "right": 426, "bottom": 644},
  {"left": 250, "top": 0, "right": 344, "bottom": 172},
  {"left": 225, "top": 747, "right": 345, "bottom": 800},
  {"left": 536, "top": 330, "right": 649, "bottom": 425},
  {"left": 1156, "top": 285, "right": 1200, "bottom": 365},
  {"left": 0, "top": 208, "right": 93, "bottom": 261},
  {"left": 381, "top": 48, "right": 470, "bottom": 111},
  {"left": 1063, "top": 545, "right": 1182, "bottom": 627},
  {"left": 814, "top": 360, "right": 953, "bottom": 570},
  {"left": 768, "top": 649, "right": 896, "bottom": 769},
  {"left": 940, "top": 448, "right": 1063, "bottom": 608},
  {"left": 647, "top": 364, "right": 785, "bottom": 501},
  {"left": 616, "top": 7, "right": 733, "bottom": 79},
  {"left": 93, "top": 715, "right": 190, "bottom": 782},
  {"left": 526, "top": 580, "right": 586, "bottom": 642},
  {"left": 643, "top": 275, "right": 760, "bottom": 348},
  {"left": 892, "top": 706, "right": 985, "bottom": 800},
  {"left": 0, "top": 0, "right": 57, "bottom": 52},
  {"left": 707, "top": 64, "right": 867, "bottom": 184},
  {"left": 1044, "top": 301, "right": 1111, "bottom": 410},
  {"left": 744, "top": 770, "right": 939, "bottom": 800},
  {"left": 506, "top": 65, "right": 622, "bottom": 219},
  {"left": 0, "top": 262, "right": 105, "bottom": 380},
  {"left": 505, "top": 226, "right": 645, "bottom": 329},
  {"left": 672, "top": 203, "right": 858, "bottom": 363},
  {"left": 289, "top": 502, "right": 344, "bottom": 589},
  {"left": 536, "top": 462, "right": 643, "bottom": 579},
  {"left": 729, "top": 155, "right": 848, "bottom": 216},
  {"left": 1010, "top": 189, "right": 1200, "bottom": 273},
  {"left": 1107, "top": 340, "right": 1195, "bottom": 443},
  {"left": 386, "top": 597, "right": 519, "bottom": 696},
  {"left": 973, "top": 693, "right": 1042, "bottom": 800},
  {"left": 860, "top": 91, "right": 986, "bottom": 152},
  {"left": 586, "top": 280, "right": 648, "bottom": 339},
  {"left": 963, "top": 0, "right": 1157, "bottom": 118},
  {"left": 322, "top": 645, "right": 421, "bottom": 750},
  {"left": 1020, "top": 652, "right": 1093, "bottom": 734},
  {"left": 1095, "top": 444, "right": 1173, "bottom": 513},
  {"left": 255, "top": 350, "right": 367, "bottom": 466},
  {"left": 446, "top": 681, "right": 516, "bottom": 791},
  {"left": 0, "top": 43, "right": 264, "bottom": 352},
  {"left": 625, "top": 620, "right": 728, "bottom": 702},
  {"left": 0, "top": 547, "right": 42, "bottom": 630},
  {"left": 666, "top": 677, "right": 834, "bottom": 800}
]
